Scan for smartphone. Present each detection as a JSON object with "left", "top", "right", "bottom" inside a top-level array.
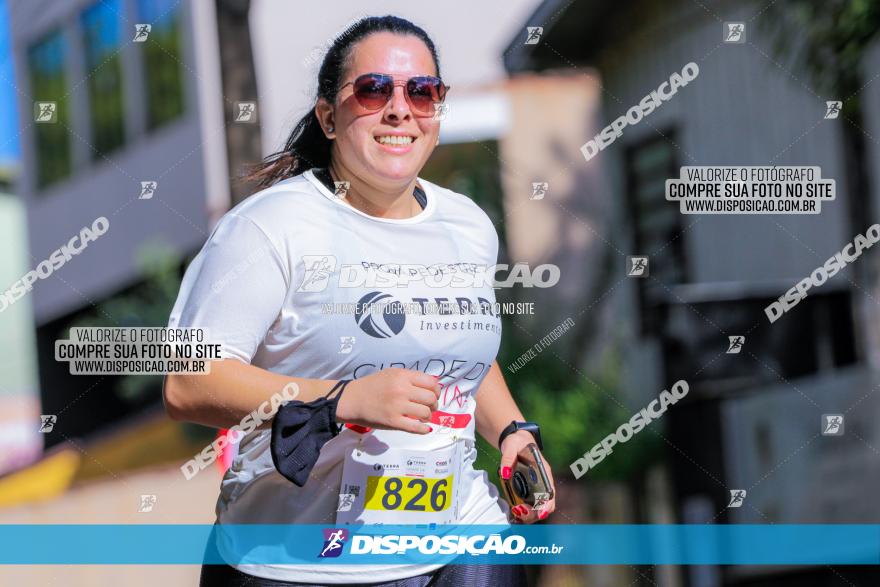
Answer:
[{"left": 499, "top": 443, "right": 554, "bottom": 508}]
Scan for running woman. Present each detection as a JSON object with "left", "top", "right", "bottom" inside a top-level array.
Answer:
[{"left": 164, "top": 15, "right": 556, "bottom": 587}]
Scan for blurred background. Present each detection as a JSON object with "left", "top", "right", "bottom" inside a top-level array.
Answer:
[{"left": 1, "top": 0, "right": 880, "bottom": 585}]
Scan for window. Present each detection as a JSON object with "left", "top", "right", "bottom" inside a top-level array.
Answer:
[
  {"left": 82, "top": 0, "right": 125, "bottom": 157},
  {"left": 137, "top": 0, "right": 185, "bottom": 129},
  {"left": 661, "top": 291, "right": 857, "bottom": 390},
  {"left": 28, "top": 31, "right": 71, "bottom": 188},
  {"left": 624, "top": 131, "right": 687, "bottom": 333}
]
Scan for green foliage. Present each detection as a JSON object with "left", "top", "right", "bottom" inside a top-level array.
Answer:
[
  {"left": 144, "top": 24, "right": 186, "bottom": 129},
  {"left": 763, "top": 0, "right": 880, "bottom": 112},
  {"left": 480, "top": 327, "right": 663, "bottom": 484}
]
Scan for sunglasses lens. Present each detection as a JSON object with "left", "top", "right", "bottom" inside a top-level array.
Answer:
[
  {"left": 353, "top": 74, "right": 392, "bottom": 110},
  {"left": 407, "top": 78, "right": 443, "bottom": 114},
  {"left": 350, "top": 74, "right": 447, "bottom": 115}
]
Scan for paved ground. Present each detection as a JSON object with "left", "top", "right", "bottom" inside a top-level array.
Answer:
[{"left": 0, "top": 462, "right": 221, "bottom": 586}]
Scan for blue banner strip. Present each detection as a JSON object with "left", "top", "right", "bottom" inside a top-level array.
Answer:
[{"left": 0, "top": 525, "right": 878, "bottom": 565}]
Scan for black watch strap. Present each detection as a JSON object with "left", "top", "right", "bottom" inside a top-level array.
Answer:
[{"left": 498, "top": 420, "right": 543, "bottom": 451}]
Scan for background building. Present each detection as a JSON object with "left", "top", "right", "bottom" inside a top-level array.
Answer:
[
  {"left": 507, "top": 0, "right": 880, "bottom": 585},
  {"left": 2, "top": 0, "right": 879, "bottom": 585}
]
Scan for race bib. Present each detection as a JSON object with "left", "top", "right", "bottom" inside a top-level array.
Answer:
[{"left": 335, "top": 440, "right": 464, "bottom": 525}]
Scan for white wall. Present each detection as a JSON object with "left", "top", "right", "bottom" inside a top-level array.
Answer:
[{"left": 599, "top": 0, "right": 851, "bottom": 288}]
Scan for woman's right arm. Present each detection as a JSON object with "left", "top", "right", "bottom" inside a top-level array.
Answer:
[
  {"left": 164, "top": 362, "right": 441, "bottom": 434},
  {"left": 164, "top": 212, "right": 440, "bottom": 434},
  {"left": 164, "top": 358, "right": 337, "bottom": 428}
]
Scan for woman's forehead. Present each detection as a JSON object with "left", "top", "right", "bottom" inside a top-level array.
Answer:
[{"left": 346, "top": 32, "right": 436, "bottom": 77}]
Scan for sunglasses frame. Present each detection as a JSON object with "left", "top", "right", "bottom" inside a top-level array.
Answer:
[{"left": 339, "top": 72, "right": 450, "bottom": 116}]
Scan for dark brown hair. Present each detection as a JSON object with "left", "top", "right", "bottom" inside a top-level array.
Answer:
[{"left": 244, "top": 15, "right": 442, "bottom": 189}]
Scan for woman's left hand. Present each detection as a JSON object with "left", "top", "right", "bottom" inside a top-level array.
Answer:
[{"left": 499, "top": 430, "right": 556, "bottom": 523}]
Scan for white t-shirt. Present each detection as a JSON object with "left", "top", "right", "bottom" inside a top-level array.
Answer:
[{"left": 168, "top": 168, "right": 512, "bottom": 583}]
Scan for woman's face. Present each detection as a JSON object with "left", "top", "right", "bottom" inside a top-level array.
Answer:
[{"left": 322, "top": 32, "right": 442, "bottom": 185}]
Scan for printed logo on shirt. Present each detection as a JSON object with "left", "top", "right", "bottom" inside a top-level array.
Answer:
[
  {"left": 441, "top": 382, "right": 470, "bottom": 408},
  {"left": 431, "top": 411, "right": 471, "bottom": 429},
  {"left": 355, "top": 292, "right": 406, "bottom": 338},
  {"left": 352, "top": 358, "right": 490, "bottom": 382},
  {"left": 319, "top": 528, "right": 349, "bottom": 558}
]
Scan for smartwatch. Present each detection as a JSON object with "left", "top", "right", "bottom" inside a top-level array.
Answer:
[{"left": 498, "top": 420, "right": 543, "bottom": 451}]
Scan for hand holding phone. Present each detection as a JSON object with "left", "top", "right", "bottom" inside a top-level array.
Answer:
[{"left": 499, "top": 443, "right": 554, "bottom": 513}]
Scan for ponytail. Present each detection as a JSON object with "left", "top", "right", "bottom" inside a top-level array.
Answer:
[{"left": 245, "top": 112, "right": 330, "bottom": 189}]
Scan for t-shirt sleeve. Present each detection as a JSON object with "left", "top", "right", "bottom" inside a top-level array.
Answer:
[
  {"left": 488, "top": 220, "right": 500, "bottom": 266},
  {"left": 479, "top": 207, "right": 500, "bottom": 266},
  {"left": 168, "top": 213, "right": 290, "bottom": 363}
]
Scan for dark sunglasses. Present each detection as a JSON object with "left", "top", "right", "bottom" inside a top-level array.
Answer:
[{"left": 339, "top": 72, "right": 450, "bottom": 116}]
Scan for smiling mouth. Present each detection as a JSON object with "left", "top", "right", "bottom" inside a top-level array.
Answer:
[{"left": 375, "top": 135, "right": 416, "bottom": 146}]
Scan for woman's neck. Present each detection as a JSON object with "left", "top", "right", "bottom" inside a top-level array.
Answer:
[{"left": 328, "top": 161, "right": 420, "bottom": 219}]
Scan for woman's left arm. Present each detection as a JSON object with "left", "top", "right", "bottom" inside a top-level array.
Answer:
[{"left": 474, "top": 361, "right": 556, "bottom": 523}]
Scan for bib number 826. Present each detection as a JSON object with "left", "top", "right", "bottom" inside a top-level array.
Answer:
[{"left": 365, "top": 475, "right": 452, "bottom": 512}]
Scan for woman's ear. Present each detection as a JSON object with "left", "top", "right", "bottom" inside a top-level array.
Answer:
[{"left": 314, "top": 98, "right": 336, "bottom": 138}]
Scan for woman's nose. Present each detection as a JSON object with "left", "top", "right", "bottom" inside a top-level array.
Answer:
[{"left": 384, "top": 85, "right": 411, "bottom": 119}]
